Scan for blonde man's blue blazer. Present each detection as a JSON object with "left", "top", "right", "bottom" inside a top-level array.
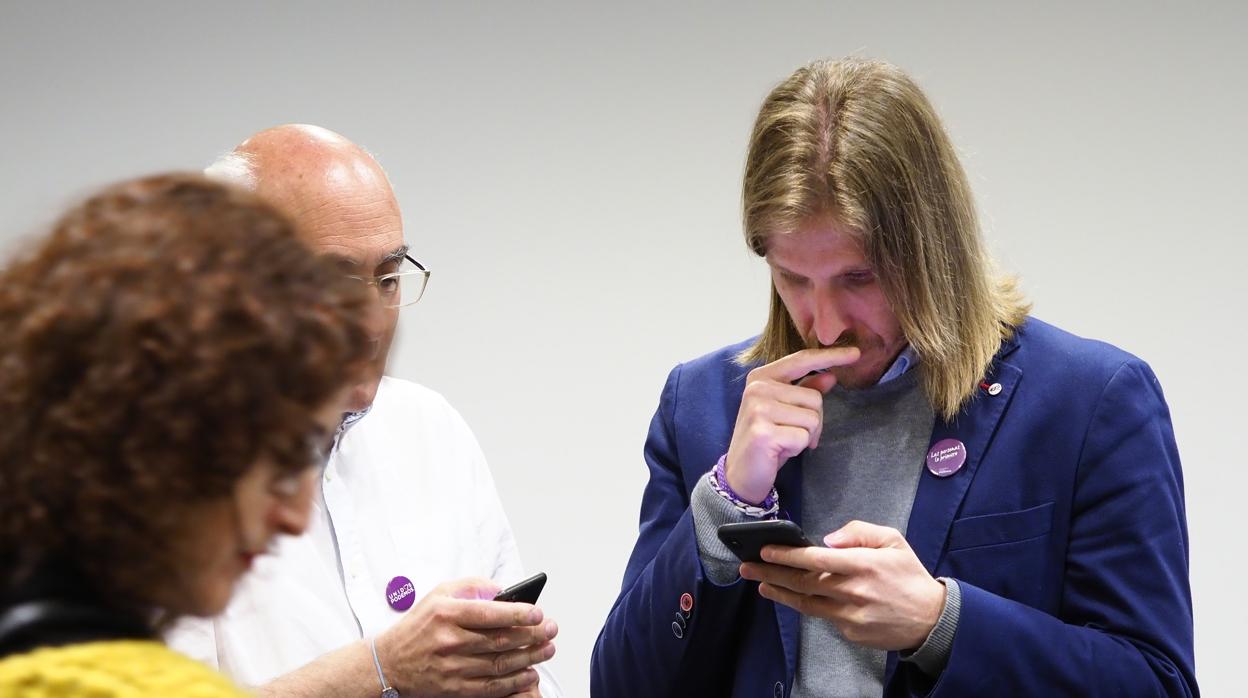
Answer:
[{"left": 591, "top": 317, "right": 1197, "bottom": 697}]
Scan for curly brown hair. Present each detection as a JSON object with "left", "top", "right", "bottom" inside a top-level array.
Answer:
[{"left": 0, "top": 174, "right": 372, "bottom": 618}]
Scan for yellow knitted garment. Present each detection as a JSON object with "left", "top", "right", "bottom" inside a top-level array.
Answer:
[{"left": 0, "top": 640, "right": 250, "bottom": 697}]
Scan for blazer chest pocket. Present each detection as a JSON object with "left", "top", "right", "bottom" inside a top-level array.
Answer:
[{"left": 947, "top": 501, "right": 1055, "bottom": 551}]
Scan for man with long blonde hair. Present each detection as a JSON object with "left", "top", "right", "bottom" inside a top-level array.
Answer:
[{"left": 592, "top": 58, "right": 1195, "bottom": 696}]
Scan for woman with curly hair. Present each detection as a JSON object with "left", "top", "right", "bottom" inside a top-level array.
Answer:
[{"left": 0, "top": 174, "right": 373, "bottom": 695}]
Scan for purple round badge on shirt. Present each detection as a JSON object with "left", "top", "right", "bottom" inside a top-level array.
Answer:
[
  {"left": 386, "top": 575, "right": 416, "bottom": 612},
  {"left": 925, "top": 438, "right": 967, "bottom": 478}
]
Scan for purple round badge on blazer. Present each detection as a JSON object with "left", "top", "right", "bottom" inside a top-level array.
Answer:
[
  {"left": 926, "top": 439, "right": 967, "bottom": 478},
  {"left": 386, "top": 575, "right": 416, "bottom": 612}
]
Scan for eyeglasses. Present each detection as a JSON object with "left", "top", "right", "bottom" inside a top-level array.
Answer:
[
  {"left": 268, "top": 431, "right": 335, "bottom": 498},
  {"left": 346, "top": 255, "right": 431, "bottom": 309}
]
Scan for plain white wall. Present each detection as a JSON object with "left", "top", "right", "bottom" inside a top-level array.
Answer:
[{"left": 2, "top": 2, "right": 1244, "bottom": 695}]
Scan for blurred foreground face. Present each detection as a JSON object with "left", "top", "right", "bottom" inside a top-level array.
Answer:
[
  {"left": 185, "top": 397, "right": 348, "bottom": 616},
  {"left": 0, "top": 173, "right": 372, "bottom": 623},
  {"left": 766, "top": 219, "right": 907, "bottom": 389}
]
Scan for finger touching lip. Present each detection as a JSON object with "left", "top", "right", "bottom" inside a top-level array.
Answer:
[{"left": 782, "top": 346, "right": 861, "bottom": 381}]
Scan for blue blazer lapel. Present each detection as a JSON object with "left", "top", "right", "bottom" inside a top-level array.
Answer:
[
  {"left": 904, "top": 358, "right": 1022, "bottom": 573},
  {"left": 883, "top": 346, "right": 1021, "bottom": 687},
  {"left": 773, "top": 453, "right": 805, "bottom": 682}
]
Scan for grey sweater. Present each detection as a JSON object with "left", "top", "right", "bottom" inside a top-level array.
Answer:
[{"left": 691, "top": 370, "right": 961, "bottom": 697}]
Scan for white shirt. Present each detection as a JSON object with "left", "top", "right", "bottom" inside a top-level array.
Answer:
[{"left": 167, "top": 376, "right": 562, "bottom": 696}]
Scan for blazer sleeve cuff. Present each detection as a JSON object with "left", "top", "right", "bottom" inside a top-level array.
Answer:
[{"left": 691, "top": 471, "right": 759, "bottom": 585}]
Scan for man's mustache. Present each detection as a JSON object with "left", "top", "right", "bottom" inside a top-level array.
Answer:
[{"left": 806, "top": 332, "right": 859, "bottom": 351}]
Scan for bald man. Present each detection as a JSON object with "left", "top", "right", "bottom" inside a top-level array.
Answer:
[{"left": 168, "top": 125, "right": 562, "bottom": 698}]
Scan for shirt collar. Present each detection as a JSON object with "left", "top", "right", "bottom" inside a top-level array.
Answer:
[
  {"left": 336, "top": 407, "right": 371, "bottom": 441},
  {"left": 877, "top": 345, "right": 918, "bottom": 385}
]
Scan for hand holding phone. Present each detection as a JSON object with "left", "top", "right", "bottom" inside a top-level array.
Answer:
[
  {"left": 717, "top": 520, "right": 817, "bottom": 563},
  {"left": 375, "top": 576, "right": 554, "bottom": 696}
]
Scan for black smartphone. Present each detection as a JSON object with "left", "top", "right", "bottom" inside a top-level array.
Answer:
[
  {"left": 493, "top": 572, "right": 547, "bottom": 604},
  {"left": 717, "top": 520, "right": 817, "bottom": 563}
]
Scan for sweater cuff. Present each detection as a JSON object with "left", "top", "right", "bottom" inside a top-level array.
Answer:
[
  {"left": 690, "top": 472, "right": 760, "bottom": 585},
  {"left": 899, "top": 577, "right": 961, "bottom": 677}
]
